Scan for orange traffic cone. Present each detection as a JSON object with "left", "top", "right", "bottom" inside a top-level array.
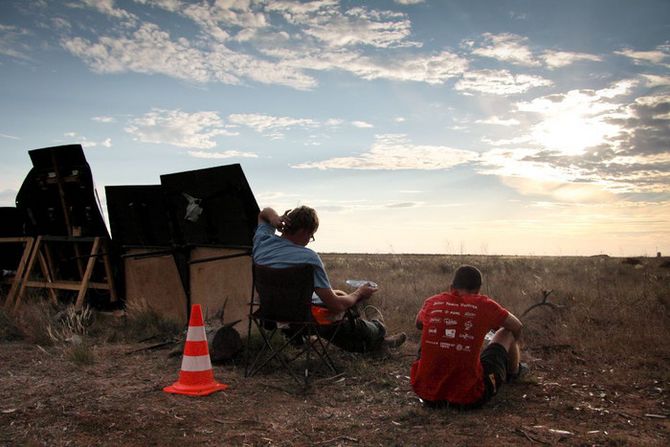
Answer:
[{"left": 164, "top": 304, "right": 228, "bottom": 396}]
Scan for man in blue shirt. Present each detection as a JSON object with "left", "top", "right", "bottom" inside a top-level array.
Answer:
[{"left": 253, "top": 206, "right": 406, "bottom": 352}]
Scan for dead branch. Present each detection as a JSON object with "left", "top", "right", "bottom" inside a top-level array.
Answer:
[{"left": 522, "top": 289, "right": 562, "bottom": 317}]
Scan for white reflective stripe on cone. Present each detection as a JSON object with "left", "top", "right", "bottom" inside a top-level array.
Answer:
[
  {"left": 186, "top": 326, "right": 207, "bottom": 342},
  {"left": 181, "top": 354, "right": 213, "bottom": 372}
]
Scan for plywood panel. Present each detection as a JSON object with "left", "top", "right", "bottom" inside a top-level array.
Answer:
[
  {"left": 124, "top": 249, "right": 187, "bottom": 325},
  {"left": 189, "top": 247, "right": 252, "bottom": 334}
]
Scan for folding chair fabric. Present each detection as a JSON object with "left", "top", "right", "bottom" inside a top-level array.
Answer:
[{"left": 245, "top": 264, "right": 341, "bottom": 387}]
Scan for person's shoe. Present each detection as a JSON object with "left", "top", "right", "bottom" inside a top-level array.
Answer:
[
  {"left": 382, "top": 332, "right": 407, "bottom": 349},
  {"left": 507, "top": 362, "right": 529, "bottom": 383},
  {"left": 363, "top": 305, "right": 385, "bottom": 324}
]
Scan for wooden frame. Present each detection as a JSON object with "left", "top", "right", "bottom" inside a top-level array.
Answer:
[
  {"left": 1, "top": 237, "right": 35, "bottom": 310},
  {"left": 10, "top": 236, "right": 117, "bottom": 311}
]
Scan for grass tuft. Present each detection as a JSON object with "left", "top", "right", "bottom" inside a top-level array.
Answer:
[
  {"left": 123, "top": 299, "right": 182, "bottom": 341},
  {"left": 65, "top": 341, "right": 96, "bottom": 366}
]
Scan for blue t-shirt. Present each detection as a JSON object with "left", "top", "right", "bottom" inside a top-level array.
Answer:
[{"left": 252, "top": 222, "right": 331, "bottom": 305}]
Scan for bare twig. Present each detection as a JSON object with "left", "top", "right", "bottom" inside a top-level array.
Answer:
[
  {"left": 314, "top": 435, "right": 359, "bottom": 445},
  {"left": 515, "top": 428, "right": 550, "bottom": 445},
  {"left": 125, "top": 341, "right": 176, "bottom": 354}
]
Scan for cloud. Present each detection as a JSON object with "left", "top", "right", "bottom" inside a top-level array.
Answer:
[
  {"left": 267, "top": 2, "right": 417, "bottom": 49},
  {"left": 92, "top": 116, "right": 116, "bottom": 123},
  {"left": 641, "top": 74, "right": 670, "bottom": 88},
  {"left": 187, "top": 150, "right": 258, "bottom": 159},
  {"left": 0, "top": 132, "right": 20, "bottom": 140},
  {"left": 615, "top": 46, "right": 670, "bottom": 65},
  {"left": 61, "top": 23, "right": 318, "bottom": 90},
  {"left": 62, "top": 132, "right": 112, "bottom": 148},
  {"left": 541, "top": 50, "right": 602, "bottom": 69},
  {"left": 0, "top": 24, "right": 32, "bottom": 60},
  {"left": 78, "top": 0, "right": 137, "bottom": 22},
  {"left": 293, "top": 133, "right": 479, "bottom": 170},
  {"left": 61, "top": 2, "right": 468, "bottom": 89},
  {"left": 476, "top": 77, "right": 670, "bottom": 197},
  {"left": 352, "top": 120, "right": 373, "bottom": 128},
  {"left": 455, "top": 69, "right": 552, "bottom": 95},
  {"left": 469, "top": 33, "right": 540, "bottom": 66},
  {"left": 609, "top": 93, "right": 670, "bottom": 156},
  {"left": 125, "top": 108, "right": 236, "bottom": 148},
  {"left": 476, "top": 116, "right": 520, "bottom": 126},
  {"left": 227, "top": 113, "right": 319, "bottom": 139}
]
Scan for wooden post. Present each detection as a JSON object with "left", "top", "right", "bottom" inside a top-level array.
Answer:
[
  {"left": 74, "top": 237, "right": 101, "bottom": 309},
  {"left": 2, "top": 237, "right": 35, "bottom": 310}
]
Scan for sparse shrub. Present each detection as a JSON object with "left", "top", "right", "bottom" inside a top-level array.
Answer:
[
  {"left": 123, "top": 299, "right": 182, "bottom": 341},
  {"left": 65, "top": 341, "right": 96, "bottom": 366},
  {"left": 14, "top": 299, "right": 55, "bottom": 346},
  {"left": 0, "top": 308, "right": 22, "bottom": 341}
]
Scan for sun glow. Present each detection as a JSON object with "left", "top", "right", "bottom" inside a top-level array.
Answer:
[{"left": 530, "top": 113, "right": 620, "bottom": 156}]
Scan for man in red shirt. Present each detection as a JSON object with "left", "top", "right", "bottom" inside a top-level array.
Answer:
[{"left": 411, "top": 265, "right": 525, "bottom": 408}]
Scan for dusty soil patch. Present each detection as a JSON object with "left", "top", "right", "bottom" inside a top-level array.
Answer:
[{"left": 1, "top": 338, "right": 668, "bottom": 446}]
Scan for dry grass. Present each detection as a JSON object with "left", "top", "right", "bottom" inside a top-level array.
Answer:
[
  {"left": 121, "top": 297, "right": 182, "bottom": 341},
  {"left": 323, "top": 253, "right": 670, "bottom": 378}
]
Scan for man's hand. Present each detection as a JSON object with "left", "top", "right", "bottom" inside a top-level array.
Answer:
[
  {"left": 355, "top": 284, "right": 378, "bottom": 302},
  {"left": 259, "top": 207, "right": 287, "bottom": 231}
]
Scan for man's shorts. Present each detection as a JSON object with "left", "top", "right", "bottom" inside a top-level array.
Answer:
[
  {"left": 478, "top": 342, "right": 509, "bottom": 405},
  {"left": 422, "top": 342, "right": 509, "bottom": 410}
]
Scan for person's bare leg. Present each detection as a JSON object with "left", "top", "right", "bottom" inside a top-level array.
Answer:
[{"left": 490, "top": 328, "right": 520, "bottom": 375}]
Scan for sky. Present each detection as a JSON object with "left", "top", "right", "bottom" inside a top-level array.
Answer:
[{"left": 1, "top": 0, "right": 669, "bottom": 256}]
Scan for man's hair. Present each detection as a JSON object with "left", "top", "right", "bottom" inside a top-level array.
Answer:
[
  {"left": 452, "top": 265, "right": 482, "bottom": 291},
  {"left": 283, "top": 206, "right": 319, "bottom": 235}
]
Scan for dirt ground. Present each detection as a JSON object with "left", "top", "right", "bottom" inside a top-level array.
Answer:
[{"left": 1, "top": 333, "right": 668, "bottom": 446}]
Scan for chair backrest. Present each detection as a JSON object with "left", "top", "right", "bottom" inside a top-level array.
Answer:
[{"left": 253, "top": 264, "right": 314, "bottom": 323}]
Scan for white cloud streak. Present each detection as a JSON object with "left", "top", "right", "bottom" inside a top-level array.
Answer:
[
  {"left": 187, "top": 150, "right": 258, "bottom": 159},
  {"left": 125, "top": 108, "right": 236, "bottom": 148},
  {"left": 293, "top": 134, "right": 479, "bottom": 170},
  {"left": 541, "top": 50, "right": 602, "bottom": 69},
  {"left": 455, "top": 69, "right": 552, "bottom": 95},
  {"left": 228, "top": 113, "right": 319, "bottom": 139},
  {"left": 469, "top": 33, "right": 540, "bottom": 66}
]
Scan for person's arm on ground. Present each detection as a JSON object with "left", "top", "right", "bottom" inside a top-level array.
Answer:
[
  {"left": 315, "top": 284, "right": 377, "bottom": 312},
  {"left": 501, "top": 312, "right": 523, "bottom": 341},
  {"left": 415, "top": 311, "right": 423, "bottom": 330}
]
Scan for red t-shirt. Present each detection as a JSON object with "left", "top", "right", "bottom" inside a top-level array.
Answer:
[{"left": 410, "top": 291, "right": 509, "bottom": 404}]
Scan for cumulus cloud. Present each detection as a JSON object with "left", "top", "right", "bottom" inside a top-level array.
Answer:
[
  {"left": 293, "top": 134, "right": 478, "bottom": 170},
  {"left": 541, "top": 50, "right": 602, "bottom": 69},
  {"left": 61, "top": 23, "right": 318, "bottom": 90},
  {"left": 227, "top": 113, "right": 319, "bottom": 139},
  {"left": 60, "top": 1, "right": 469, "bottom": 89},
  {"left": 455, "top": 69, "right": 552, "bottom": 95},
  {"left": 92, "top": 116, "right": 115, "bottom": 123},
  {"left": 468, "top": 33, "right": 540, "bottom": 66},
  {"left": 352, "top": 120, "right": 373, "bottom": 128},
  {"left": 476, "top": 116, "right": 521, "bottom": 126},
  {"left": 63, "top": 132, "right": 112, "bottom": 148},
  {"left": 187, "top": 150, "right": 258, "bottom": 159},
  {"left": 125, "top": 108, "right": 236, "bottom": 148},
  {"left": 78, "top": 0, "right": 137, "bottom": 22},
  {"left": 615, "top": 46, "right": 670, "bottom": 65},
  {"left": 267, "top": 2, "right": 417, "bottom": 49},
  {"left": 477, "top": 80, "right": 670, "bottom": 197}
]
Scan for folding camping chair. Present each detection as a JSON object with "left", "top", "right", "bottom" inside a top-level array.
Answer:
[{"left": 244, "top": 264, "right": 342, "bottom": 387}]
